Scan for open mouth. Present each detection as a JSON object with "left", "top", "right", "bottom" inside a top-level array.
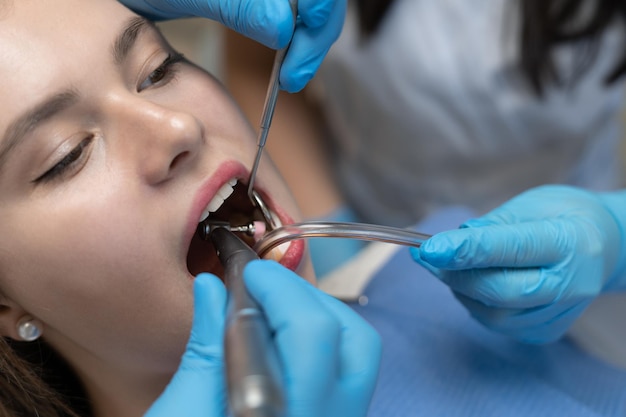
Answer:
[{"left": 186, "top": 180, "right": 278, "bottom": 278}]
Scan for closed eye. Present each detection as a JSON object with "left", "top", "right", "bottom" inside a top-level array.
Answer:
[{"left": 33, "top": 134, "right": 94, "bottom": 184}]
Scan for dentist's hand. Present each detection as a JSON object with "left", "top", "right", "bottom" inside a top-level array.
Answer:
[
  {"left": 243, "top": 260, "right": 381, "bottom": 417},
  {"left": 120, "top": 0, "right": 346, "bottom": 92},
  {"left": 411, "top": 185, "right": 626, "bottom": 344},
  {"left": 146, "top": 260, "right": 381, "bottom": 417}
]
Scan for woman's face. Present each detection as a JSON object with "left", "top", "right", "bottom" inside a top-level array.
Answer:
[{"left": 0, "top": 0, "right": 310, "bottom": 382}]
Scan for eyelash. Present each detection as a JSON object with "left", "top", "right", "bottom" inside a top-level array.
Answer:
[
  {"left": 138, "top": 52, "right": 185, "bottom": 92},
  {"left": 34, "top": 134, "right": 94, "bottom": 184}
]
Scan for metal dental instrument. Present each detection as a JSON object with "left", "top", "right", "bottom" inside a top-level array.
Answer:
[
  {"left": 198, "top": 219, "right": 266, "bottom": 241},
  {"left": 210, "top": 227, "right": 285, "bottom": 417},
  {"left": 253, "top": 221, "right": 432, "bottom": 258},
  {"left": 247, "top": 0, "right": 298, "bottom": 231}
]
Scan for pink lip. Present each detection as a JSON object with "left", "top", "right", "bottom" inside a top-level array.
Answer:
[
  {"left": 185, "top": 160, "right": 304, "bottom": 273},
  {"left": 248, "top": 188, "right": 305, "bottom": 271}
]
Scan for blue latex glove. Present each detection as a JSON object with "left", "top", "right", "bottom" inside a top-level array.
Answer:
[
  {"left": 146, "top": 261, "right": 381, "bottom": 416},
  {"left": 120, "top": 0, "right": 346, "bottom": 92},
  {"left": 411, "top": 185, "right": 626, "bottom": 344},
  {"left": 243, "top": 260, "right": 381, "bottom": 417}
]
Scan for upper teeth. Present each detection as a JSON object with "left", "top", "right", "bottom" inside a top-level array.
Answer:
[{"left": 199, "top": 179, "right": 237, "bottom": 223}]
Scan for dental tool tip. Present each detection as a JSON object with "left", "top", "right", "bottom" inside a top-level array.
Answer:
[
  {"left": 229, "top": 220, "right": 266, "bottom": 240},
  {"left": 252, "top": 220, "right": 266, "bottom": 240},
  {"left": 199, "top": 220, "right": 267, "bottom": 241}
]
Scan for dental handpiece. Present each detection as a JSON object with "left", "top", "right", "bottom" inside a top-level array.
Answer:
[{"left": 209, "top": 227, "right": 285, "bottom": 417}]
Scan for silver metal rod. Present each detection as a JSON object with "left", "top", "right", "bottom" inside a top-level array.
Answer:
[{"left": 247, "top": 0, "right": 298, "bottom": 209}]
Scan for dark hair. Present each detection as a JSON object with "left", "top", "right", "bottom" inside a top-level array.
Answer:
[
  {"left": 520, "top": 0, "right": 626, "bottom": 94},
  {"left": 356, "top": 0, "right": 626, "bottom": 95},
  {"left": 354, "top": 0, "right": 394, "bottom": 36},
  {"left": 0, "top": 337, "right": 89, "bottom": 417}
]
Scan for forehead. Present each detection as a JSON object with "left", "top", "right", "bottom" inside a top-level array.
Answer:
[
  {"left": 0, "top": 0, "right": 131, "bottom": 54},
  {"left": 0, "top": 0, "right": 135, "bottom": 127}
]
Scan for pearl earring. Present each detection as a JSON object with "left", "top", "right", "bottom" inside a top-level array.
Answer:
[{"left": 16, "top": 316, "right": 42, "bottom": 342}]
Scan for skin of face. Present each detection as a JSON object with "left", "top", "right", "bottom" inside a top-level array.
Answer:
[{"left": 0, "top": 0, "right": 313, "bottom": 415}]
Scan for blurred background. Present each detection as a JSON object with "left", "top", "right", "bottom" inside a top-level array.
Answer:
[
  {"left": 158, "top": 19, "right": 225, "bottom": 83},
  {"left": 157, "top": 19, "right": 626, "bottom": 179}
]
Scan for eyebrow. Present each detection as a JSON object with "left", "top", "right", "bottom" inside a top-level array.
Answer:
[
  {"left": 112, "top": 16, "right": 152, "bottom": 66},
  {"left": 0, "top": 16, "right": 153, "bottom": 173},
  {"left": 0, "top": 90, "right": 79, "bottom": 170}
]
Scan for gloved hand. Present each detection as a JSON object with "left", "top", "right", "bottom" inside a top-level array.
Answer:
[
  {"left": 146, "top": 260, "right": 381, "bottom": 416},
  {"left": 411, "top": 185, "right": 626, "bottom": 344},
  {"left": 120, "top": 0, "right": 346, "bottom": 92},
  {"left": 243, "top": 260, "right": 381, "bottom": 417}
]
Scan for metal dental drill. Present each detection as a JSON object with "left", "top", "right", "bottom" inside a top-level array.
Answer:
[
  {"left": 210, "top": 227, "right": 285, "bottom": 417},
  {"left": 198, "top": 219, "right": 267, "bottom": 243}
]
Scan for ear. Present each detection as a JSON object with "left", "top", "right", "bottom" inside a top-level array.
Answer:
[{"left": 0, "top": 296, "right": 37, "bottom": 341}]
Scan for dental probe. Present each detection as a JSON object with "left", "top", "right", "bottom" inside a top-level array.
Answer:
[
  {"left": 210, "top": 227, "right": 285, "bottom": 417},
  {"left": 247, "top": 0, "right": 298, "bottom": 231}
]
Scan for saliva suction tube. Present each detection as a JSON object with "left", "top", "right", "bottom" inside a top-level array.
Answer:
[
  {"left": 199, "top": 216, "right": 432, "bottom": 257},
  {"left": 253, "top": 221, "right": 432, "bottom": 257}
]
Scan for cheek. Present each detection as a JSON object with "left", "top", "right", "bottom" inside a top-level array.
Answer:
[
  {"left": 0, "top": 208, "right": 194, "bottom": 371},
  {"left": 0, "top": 213, "right": 118, "bottom": 308},
  {"left": 175, "top": 70, "right": 257, "bottom": 144},
  {"left": 0, "top": 188, "right": 154, "bottom": 314}
]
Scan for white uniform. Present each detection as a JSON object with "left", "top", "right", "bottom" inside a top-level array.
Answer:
[
  {"left": 314, "top": 0, "right": 625, "bottom": 227},
  {"left": 314, "top": 0, "right": 626, "bottom": 370}
]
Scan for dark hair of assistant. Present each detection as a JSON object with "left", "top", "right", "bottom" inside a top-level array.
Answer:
[{"left": 356, "top": 0, "right": 626, "bottom": 95}]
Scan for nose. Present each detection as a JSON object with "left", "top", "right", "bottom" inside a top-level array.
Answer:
[{"left": 112, "top": 97, "right": 204, "bottom": 185}]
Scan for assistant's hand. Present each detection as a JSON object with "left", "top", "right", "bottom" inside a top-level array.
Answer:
[
  {"left": 244, "top": 260, "right": 381, "bottom": 417},
  {"left": 120, "top": 0, "right": 346, "bottom": 92},
  {"left": 411, "top": 185, "right": 626, "bottom": 344}
]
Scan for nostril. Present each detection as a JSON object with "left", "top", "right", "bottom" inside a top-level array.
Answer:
[{"left": 169, "top": 151, "right": 190, "bottom": 172}]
